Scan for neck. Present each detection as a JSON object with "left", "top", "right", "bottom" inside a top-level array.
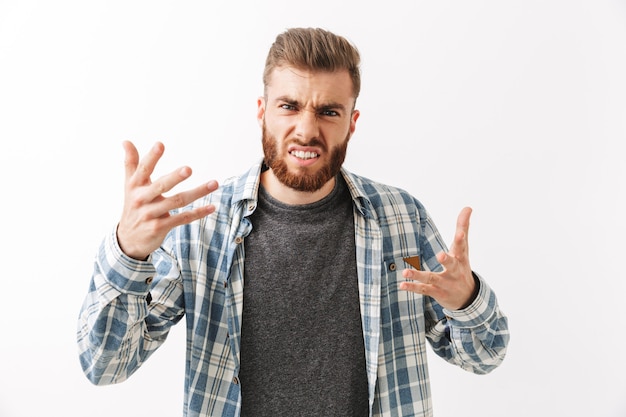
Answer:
[{"left": 260, "top": 169, "right": 336, "bottom": 205}]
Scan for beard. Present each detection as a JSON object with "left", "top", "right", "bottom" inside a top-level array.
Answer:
[{"left": 262, "top": 122, "right": 350, "bottom": 193}]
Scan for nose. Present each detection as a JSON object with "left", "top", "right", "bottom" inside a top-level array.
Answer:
[{"left": 294, "top": 109, "right": 320, "bottom": 140}]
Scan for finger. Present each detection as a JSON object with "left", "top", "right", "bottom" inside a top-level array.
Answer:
[
  {"left": 436, "top": 251, "right": 452, "bottom": 270},
  {"left": 146, "top": 166, "right": 194, "bottom": 201},
  {"left": 399, "top": 280, "right": 442, "bottom": 299},
  {"left": 165, "top": 203, "right": 217, "bottom": 229},
  {"left": 399, "top": 280, "right": 427, "bottom": 294},
  {"left": 402, "top": 268, "right": 438, "bottom": 285},
  {"left": 132, "top": 142, "right": 165, "bottom": 185},
  {"left": 449, "top": 206, "right": 472, "bottom": 257},
  {"left": 148, "top": 180, "right": 219, "bottom": 217},
  {"left": 122, "top": 140, "right": 139, "bottom": 180},
  {"left": 456, "top": 206, "right": 472, "bottom": 238}
]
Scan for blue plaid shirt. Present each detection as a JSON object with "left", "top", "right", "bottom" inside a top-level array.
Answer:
[{"left": 77, "top": 160, "right": 509, "bottom": 416}]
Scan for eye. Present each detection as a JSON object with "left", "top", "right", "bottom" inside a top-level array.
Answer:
[
  {"left": 321, "top": 109, "right": 339, "bottom": 117},
  {"left": 280, "top": 103, "right": 297, "bottom": 111}
]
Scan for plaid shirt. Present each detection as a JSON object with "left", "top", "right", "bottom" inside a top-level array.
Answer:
[{"left": 77, "top": 160, "right": 509, "bottom": 416}]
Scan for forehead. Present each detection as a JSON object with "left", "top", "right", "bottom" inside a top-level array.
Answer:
[{"left": 266, "top": 66, "right": 355, "bottom": 105}]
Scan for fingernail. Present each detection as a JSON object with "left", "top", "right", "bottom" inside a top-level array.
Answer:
[{"left": 179, "top": 167, "right": 191, "bottom": 177}]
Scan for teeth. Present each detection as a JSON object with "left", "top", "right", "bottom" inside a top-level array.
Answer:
[{"left": 291, "top": 150, "right": 319, "bottom": 160}]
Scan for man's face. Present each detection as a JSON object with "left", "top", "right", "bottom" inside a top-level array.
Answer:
[{"left": 257, "top": 66, "right": 360, "bottom": 192}]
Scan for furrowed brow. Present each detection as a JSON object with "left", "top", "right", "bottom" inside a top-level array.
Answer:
[
  {"left": 274, "top": 96, "right": 300, "bottom": 106},
  {"left": 272, "top": 96, "right": 348, "bottom": 113},
  {"left": 315, "top": 102, "right": 347, "bottom": 113}
]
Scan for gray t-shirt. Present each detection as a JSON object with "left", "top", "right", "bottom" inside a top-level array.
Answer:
[{"left": 240, "top": 175, "right": 369, "bottom": 416}]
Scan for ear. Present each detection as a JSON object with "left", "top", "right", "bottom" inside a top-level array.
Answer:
[
  {"left": 349, "top": 109, "right": 360, "bottom": 134},
  {"left": 257, "top": 96, "right": 266, "bottom": 128}
]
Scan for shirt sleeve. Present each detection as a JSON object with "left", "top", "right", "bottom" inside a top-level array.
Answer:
[
  {"left": 417, "top": 207, "right": 509, "bottom": 375},
  {"left": 76, "top": 226, "right": 185, "bottom": 385},
  {"left": 424, "top": 272, "right": 509, "bottom": 374}
]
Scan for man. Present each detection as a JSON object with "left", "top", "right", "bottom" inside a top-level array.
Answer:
[{"left": 77, "top": 27, "right": 509, "bottom": 416}]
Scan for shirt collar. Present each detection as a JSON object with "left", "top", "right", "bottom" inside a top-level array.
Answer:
[
  {"left": 340, "top": 167, "right": 377, "bottom": 219},
  {"left": 230, "top": 159, "right": 376, "bottom": 219},
  {"left": 229, "top": 159, "right": 263, "bottom": 215}
]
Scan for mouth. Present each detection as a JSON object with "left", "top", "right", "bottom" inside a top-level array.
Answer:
[{"left": 289, "top": 150, "right": 319, "bottom": 160}]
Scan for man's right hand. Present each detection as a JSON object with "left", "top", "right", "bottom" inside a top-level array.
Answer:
[{"left": 116, "top": 141, "right": 219, "bottom": 260}]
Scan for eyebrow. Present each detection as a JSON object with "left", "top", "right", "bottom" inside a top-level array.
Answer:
[{"left": 273, "top": 95, "right": 348, "bottom": 113}]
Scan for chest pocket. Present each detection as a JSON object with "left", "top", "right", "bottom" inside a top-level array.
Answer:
[{"left": 381, "top": 256, "right": 426, "bottom": 336}]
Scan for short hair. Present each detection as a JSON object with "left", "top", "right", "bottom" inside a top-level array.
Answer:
[{"left": 263, "top": 27, "right": 361, "bottom": 100}]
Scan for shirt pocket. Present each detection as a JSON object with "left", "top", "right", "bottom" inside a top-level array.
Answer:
[{"left": 381, "top": 255, "right": 425, "bottom": 337}]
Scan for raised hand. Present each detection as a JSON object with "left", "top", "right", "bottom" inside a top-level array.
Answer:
[
  {"left": 400, "top": 207, "right": 477, "bottom": 310},
  {"left": 116, "top": 141, "right": 219, "bottom": 260}
]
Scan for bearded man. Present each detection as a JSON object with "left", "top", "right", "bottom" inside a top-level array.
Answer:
[{"left": 78, "top": 27, "right": 509, "bottom": 417}]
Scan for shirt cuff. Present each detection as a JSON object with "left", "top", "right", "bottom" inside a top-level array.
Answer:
[
  {"left": 97, "top": 226, "right": 156, "bottom": 296},
  {"left": 442, "top": 272, "right": 499, "bottom": 328}
]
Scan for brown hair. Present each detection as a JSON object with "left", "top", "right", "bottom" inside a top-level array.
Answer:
[{"left": 263, "top": 27, "right": 361, "bottom": 100}]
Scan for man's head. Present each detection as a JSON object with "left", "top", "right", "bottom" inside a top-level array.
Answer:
[{"left": 258, "top": 28, "right": 361, "bottom": 198}]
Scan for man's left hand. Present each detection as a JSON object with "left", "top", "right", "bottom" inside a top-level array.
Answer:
[{"left": 400, "top": 206, "right": 477, "bottom": 311}]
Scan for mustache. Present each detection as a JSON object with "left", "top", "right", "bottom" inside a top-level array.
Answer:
[{"left": 287, "top": 138, "right": 327, "bottom": 150}]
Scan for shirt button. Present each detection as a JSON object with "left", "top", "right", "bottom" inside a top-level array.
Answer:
[
  {"left": 248, "top": 204, "right": 255, "bottom": 211},
  {"left": 389, "top": 263, "right": 396, "bottom": 271},
  {"left": 233, "top": 376, "right": 240, "bottom": 385},
  {"left": 234, "top": 236, "right": 244, "bottom": 244},
  {"left": 223, "top": 281, "right": 228, "bottom": 288},
  {"left": 145, "top": 277, "right": 153, "bottom": 284}
]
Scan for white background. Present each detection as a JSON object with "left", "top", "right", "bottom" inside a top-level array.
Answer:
[{"left": 1, "top": 1, "right": 625, "bottom": 416}]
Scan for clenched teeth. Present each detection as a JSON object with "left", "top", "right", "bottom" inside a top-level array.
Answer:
[{"left": 291, "top": 150, "right": 319, "bottom": 160}]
